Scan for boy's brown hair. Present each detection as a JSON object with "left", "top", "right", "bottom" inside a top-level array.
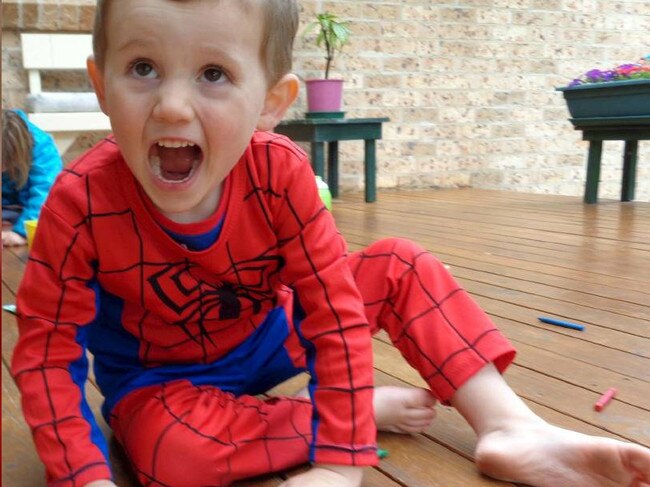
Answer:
[
  {"left": 2, "top": 110, "right": 34, "bottom": 189},
  {"left": 92, "top": 0, "right": 299, "bottom": 85}
]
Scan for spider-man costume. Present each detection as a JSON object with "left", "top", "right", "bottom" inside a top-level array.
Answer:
[{"left": 12, "top": 132, "right": 515, "bottom": 487}]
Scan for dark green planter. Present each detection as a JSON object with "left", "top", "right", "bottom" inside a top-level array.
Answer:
[{"left": 556, "top": 79, "right": 650, "bottom": 121}]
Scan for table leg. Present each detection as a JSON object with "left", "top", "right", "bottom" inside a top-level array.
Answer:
[
  {"left": 310, "top": 142, "right": 325, "bottom": 179},
  {"left": 364, "top": 139, "right": 377, "bottom": 203},
  {"left": 584, "top": 140, "right": 602, "bottom": 204},
  {"left": 327, "top": 141, "right": 339, "bottom": 198},
  {"left": 621, "top": 140, "right": 638, "bottom": 202}
]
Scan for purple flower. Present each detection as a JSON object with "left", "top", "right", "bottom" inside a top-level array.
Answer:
[
  {"left": 585, "top": 69, "right": 604, "bottom": 81},
  {"left": 565, "top": 56, "right": 650, "bottom": 86}
]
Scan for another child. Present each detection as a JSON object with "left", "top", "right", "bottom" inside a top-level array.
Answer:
[
  {"left": 11, "top": 1, "right": 650, "bottom": 487},
  {"left": 2, "top": 108, "right": 63, "bottom": 247}
]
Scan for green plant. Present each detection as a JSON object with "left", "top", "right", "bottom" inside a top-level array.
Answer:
[{"left": 303, "top": 12, "right": 351, "bottom": 79}]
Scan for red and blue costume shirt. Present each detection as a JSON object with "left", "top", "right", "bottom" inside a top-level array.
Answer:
[{"left": 11, "top": 132, "right": 377, "bottom": 486}]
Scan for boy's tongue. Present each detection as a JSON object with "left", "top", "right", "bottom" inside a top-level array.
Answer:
[{"left": 155, "top": 145, "right": 197, "bottom": 181}]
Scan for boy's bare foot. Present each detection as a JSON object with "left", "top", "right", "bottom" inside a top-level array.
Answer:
[
  {"left": 475, "top": 420, "right": 650, "bottom": 487},
  {"left": 373, "top": 386, "right": 437, "bottom": 434},
  {"left": 296, "top": 385, "right": 437, "bottom": 434}
]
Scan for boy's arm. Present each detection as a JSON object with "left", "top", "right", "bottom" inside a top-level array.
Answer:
[
  {"left": 271, "top": 150, "right": 377, "bottom": 468},
  {"left": 11, "top": 204, "right": 113, "bottom": 487}
]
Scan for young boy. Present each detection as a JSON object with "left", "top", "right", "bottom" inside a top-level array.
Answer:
[{"left": 11, "top": 1, "right": 650, "bottom": 487}]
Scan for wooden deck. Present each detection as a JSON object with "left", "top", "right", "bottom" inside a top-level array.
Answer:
[{"left": 3, "top": 188, "right": 649, "bottom": 486}]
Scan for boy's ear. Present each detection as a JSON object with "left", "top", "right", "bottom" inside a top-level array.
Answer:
[
  {"left": 257, "top": 74, "right": 299, "bottom": 131},
  {"left": 87, "top": 56, "right": 109, "bottom": 115}
]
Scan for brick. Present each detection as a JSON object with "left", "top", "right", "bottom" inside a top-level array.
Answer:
[
  {"left": 2, "top": 2, "right": 19, "bottom": 29},
  {"left": 78, "top": 4, "right": 96, "bottom": 30},
  {"left": 22, "top": 2, "right": 38, "bottom": 29},
  {"left": 58, "top": 4, "right": 80, "bottom": 31},
  {"left": 38, "top": 3, "right": 60, "bottom": 30},
  {"left": 365, "top": 74, "right": 402, "bottom": 89}
]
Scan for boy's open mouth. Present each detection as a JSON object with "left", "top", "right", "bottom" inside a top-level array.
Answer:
[{"left": 149, "top": 140, "right": 202, "bottom": 183}]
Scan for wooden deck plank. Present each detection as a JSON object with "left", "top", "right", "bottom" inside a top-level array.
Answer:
[
  {"left": 419, "top": 250, "right": 650, "bottom": 307},
  {"left": 3, "top": 283, "right": 19, "bottom": 360},
  {"left": 461, "top": 279, "right": 649, "bottom": 338},
  {"left": 450, "top": 266, "right": 649, "bottom": 321},
  {"left": 339, "top": 197, "right": 650, "bottom": 250},
  {"left": 339, "top": 207, "right": 650, "bottom": 260},
  {"left": 341, "top": 222, "right": 650, "bottom": 289},
  {"left": 490, "top": 315, "right": 650, "bottom": 382},
  {"left": 473, "top": 295, "right": 649, "bottom": 359},
  {"left": 383, "top": 190, "right": 650, "bottom": 239}
]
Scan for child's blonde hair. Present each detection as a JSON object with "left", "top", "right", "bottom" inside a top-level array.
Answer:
[
  {"left": 92, "top": 0, "right": 299, "bottom": 85},
  {"left": 2, "top": 110, "right": 33, "bottom": 189}
]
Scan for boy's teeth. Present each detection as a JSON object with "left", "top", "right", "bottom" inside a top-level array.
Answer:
[{"left": 157, "top": 140, "right": 195, "bottom": 148}]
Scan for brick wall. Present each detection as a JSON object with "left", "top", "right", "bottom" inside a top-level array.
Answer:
[{"left": 3, "top": 0, "right": 649, "bottom": 200}]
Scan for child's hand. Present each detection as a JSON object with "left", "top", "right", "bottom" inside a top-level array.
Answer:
[
  {"left": 279, "top": 464, "right": 364, "bottom": 486},
  {"left": 82, "top": 481, "right": 118, "bottom": 487},
  {"left": 2, "top": 230, "right": 27, "bottom": 247}
]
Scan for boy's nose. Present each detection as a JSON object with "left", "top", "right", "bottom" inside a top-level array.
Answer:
[{"left": 152, "top": 81, "right": 194, "bottom": 124}]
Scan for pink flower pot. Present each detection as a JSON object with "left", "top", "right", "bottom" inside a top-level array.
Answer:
[{"left": 306, "top": 79, "right": 344, "bottom": 113}]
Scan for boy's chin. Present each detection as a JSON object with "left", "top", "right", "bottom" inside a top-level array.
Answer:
[{"left": 152, "top": 195, "right": 218, "bottom": 224}]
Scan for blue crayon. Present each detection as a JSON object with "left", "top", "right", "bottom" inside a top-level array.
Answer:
[{"left": 538, "top": 316, "right": 585, "bottom": 331}]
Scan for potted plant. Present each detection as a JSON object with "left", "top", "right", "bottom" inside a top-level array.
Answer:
[
  {"left": 556, "top": 56, "right": 650, "bottom": 123},
  {"left": 303, "top": 11, "right": 351, "bottom": 117}
]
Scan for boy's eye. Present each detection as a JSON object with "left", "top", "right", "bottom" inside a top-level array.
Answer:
[
  {"left": 132, "top": 61, "right": 157, "bottom": 79},
  {"left": 202, "top": 66, "right": 225, "bottom": 83}
]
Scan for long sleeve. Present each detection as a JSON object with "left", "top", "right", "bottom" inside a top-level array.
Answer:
[
  {"left": 11, "top": 198, "right": 112, "bottom": 486},
  {"left": 260, "top": 139, "right": 377, "bottom": 466}
]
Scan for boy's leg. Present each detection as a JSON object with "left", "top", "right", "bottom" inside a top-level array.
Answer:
[
  {"left": 348, "top": 237, "right": 515, "bottom": 403},
  {"left": 349, "top": 238, "right": 650, "bottom": 486},
  {"left": 110, "top": 380, "right": 312, "bottom": 487}
]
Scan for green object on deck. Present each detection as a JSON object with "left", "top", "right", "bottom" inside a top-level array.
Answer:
[
  {"left": 377, "top": 448, "right": 389, "bottom": 459},
  {"left": 316, "top": 176, "right": 332, "bottom": 211}
]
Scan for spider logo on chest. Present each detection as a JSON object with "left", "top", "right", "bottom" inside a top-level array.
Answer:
[{"left": 146, "top": 255, "right": 284, "bottom": 343}]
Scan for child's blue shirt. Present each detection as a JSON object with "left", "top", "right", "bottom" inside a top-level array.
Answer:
[{"left": 2, "top": 109, "right": 63, "bottom": 236}]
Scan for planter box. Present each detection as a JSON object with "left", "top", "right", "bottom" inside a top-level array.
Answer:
[{"left": 556, "top": 79, "right": 650, "bottom": 120}]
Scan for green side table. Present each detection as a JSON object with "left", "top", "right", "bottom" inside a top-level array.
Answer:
[
  {"left": 275, "top": 117, "right": 390, "bottom": 202},
  {"left": 570, "top": 116, "right": 650, "bottom": 203}
]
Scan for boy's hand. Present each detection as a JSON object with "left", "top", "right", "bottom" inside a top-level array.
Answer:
[
  {"left": 2, "top": 230, "right": 26, "bottom": 247},
  {"left": 279, "top": 464, "right": 364, "bottom": 486},
  {"left": 83, "top": 481, "right": 118, "bottom": 487}
]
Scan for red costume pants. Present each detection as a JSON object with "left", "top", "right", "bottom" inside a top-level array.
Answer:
[{"left": 110, "top": 238, "right": 515, "bottom": 486}]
